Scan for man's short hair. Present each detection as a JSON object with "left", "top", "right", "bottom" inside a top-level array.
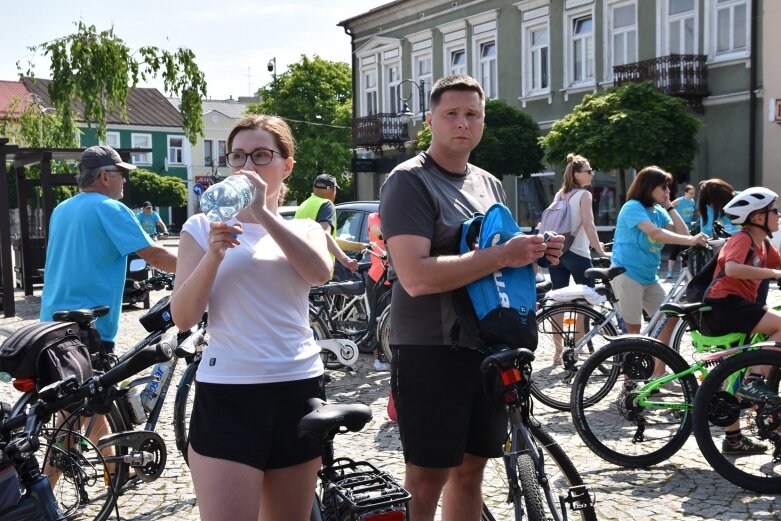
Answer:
[
  {"left": 429, "top": 75, "right": 485, "bottom": 111},
  {"left": 143, "top": 201, "right": 152, "bottom": 208},
  {"left": 313, "top": 174, "right": 339, "bottom": 190},
  {"left": 76, "top": 146, "right": 136, "bottom": 189}
]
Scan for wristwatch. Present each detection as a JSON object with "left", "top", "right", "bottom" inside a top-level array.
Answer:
[{"left": 666, "top": 206, "right": 675, "bottom": 212}]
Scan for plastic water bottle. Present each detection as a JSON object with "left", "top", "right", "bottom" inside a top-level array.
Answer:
[
  {"left": 199, "top": 175, "right": 256, "bottom": 222},
  {"left": 122, "top": 383, "right": 148, "bottom": 425},
  {"left": 140, "top": 361, "right": 173, "bottom": 413}
]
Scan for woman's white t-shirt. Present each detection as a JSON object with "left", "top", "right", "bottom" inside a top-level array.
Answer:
[
  {"left": 182, "top": 213, "right": 324, "bottom": 384},
  {"left": 566, "top": 190, "right": 590, "bottom": 258}
]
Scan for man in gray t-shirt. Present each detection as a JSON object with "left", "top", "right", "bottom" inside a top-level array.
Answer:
[{"left": 379, "top": 75, "right": 564, "bottom": 521}]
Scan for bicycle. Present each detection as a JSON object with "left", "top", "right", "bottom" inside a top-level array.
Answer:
[
  {"left": 530, "top": 246, "right": 708, "bottom": 411},
  {"left": 310, "top": 243, "right": 391, "bottom": 369},
  {"left": 478, "top": 346, "right": 596, "bottom": 521},
  {"left": 569, "top": 300, "right": 781, "bottom": 492},
  {"left": 0, "top": 331, "right": 175, "bottom": 521},
  {"left": 298, "top": 397, "right": 411, "bottom": 520},
  {"left": 4, "top": 298, "right": 207, "bottom": 509}
]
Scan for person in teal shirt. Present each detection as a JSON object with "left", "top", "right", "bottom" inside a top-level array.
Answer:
[
  {"left": 611, "top": 167, "right": 708, "bottom": 368},
  {"left": 665, "top": 184, "right": 697, "bottom": 278},
  {"left": 698, "top": 179, "right": 740, "bottom": 237},
  {"left": 135, "top": 201, "right": 168, "bottom": 237}
]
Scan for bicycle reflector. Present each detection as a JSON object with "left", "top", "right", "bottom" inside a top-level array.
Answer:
[
  {"left": 12, "top": 378, "right": 35, "bottom": 393},
  {"left": 501, "top": 368, "right": 523, "bottom": 386}
]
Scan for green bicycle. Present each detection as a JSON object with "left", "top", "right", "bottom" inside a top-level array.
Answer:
[{"left": 569, "top": 301, "right": 781, "bottom": 493}]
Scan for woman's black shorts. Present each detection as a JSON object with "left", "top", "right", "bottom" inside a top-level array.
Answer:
[
  {"left": 189, "top": 376, "right": 325, "bottom": 471},
  {"left": 390, "top": 345, "right": 507, "bottom": 468}
]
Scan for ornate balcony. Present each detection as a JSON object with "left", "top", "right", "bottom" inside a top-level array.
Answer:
[
  {"left": 613, "top": 54, "right": 709, "bottom": 113},
  {"left": 352, "top": 113, "right": 409, "bottom": 153}
]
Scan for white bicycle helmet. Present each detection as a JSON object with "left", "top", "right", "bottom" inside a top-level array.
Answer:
[{"left": 723, "top": 187, "right": 777, "bottom": 225}]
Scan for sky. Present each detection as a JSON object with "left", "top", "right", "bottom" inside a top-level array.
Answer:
[{"left": 1, "top": 0, "right": 391, "bottom": 101}]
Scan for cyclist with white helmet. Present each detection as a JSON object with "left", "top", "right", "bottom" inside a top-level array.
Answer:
[{"left": 702, "top": 186, "right": 781, "bottom": 454}]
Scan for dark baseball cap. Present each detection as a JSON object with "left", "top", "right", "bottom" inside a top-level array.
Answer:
[
  {"left": 79, "top": 145, "right": 137, "bottom": 171},
  {"left": 313, "top": 174, "right": 339, "bottom": 189},
  {"left": 142, "top": 201, "right": 152, "bottom": 208}
]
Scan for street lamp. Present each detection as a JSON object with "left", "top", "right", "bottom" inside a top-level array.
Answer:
[
  {"left": 267, "top": 57, "right": 278, "bottom": 114},
  {"left": 398, "top": 79, "right": 426, "bottom": 119}
]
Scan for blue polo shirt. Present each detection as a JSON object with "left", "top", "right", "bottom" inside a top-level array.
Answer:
[
  {"left": 41, "top": 193, "right": 152, "bottom": 342},
  {"left": 612, "top": 199, "right": 672, "bottom": 285}
]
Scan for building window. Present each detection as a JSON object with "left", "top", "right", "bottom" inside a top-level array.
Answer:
[
  {"left": 384, "top": 62, "right": 401, "bottom": 114},
  {"left": 101, "top": 131, "right": 120, "bottom": 149},
  {"left": 217, "top": 140, "right": 227, "bottom": 167},
  {"left": 413, "top": 54, "right": 432, "bottom": 114},
  {"left": 450, "top": 48, "right": 467, "bottom": 75},
  {"left": 203, "top": 139, "right": 213, "bottom": 167},
  {"left": 526, "top": 24, "right": 549, "bottom": 95},
  {"left": 569, "top": 14, "right": 595, "bottom": 85},
  {"left": 607, "top": 2, "right": 637, "bottom": 79},
  {"left": 131, "top": 133, "right": 152, "bottom": 165},
  {"left": 362, "top": 69, "right": 378, "bottom": 116},
  {"left": 713, "top": 0, "right": 749, "bottom": 59},
  {"left": 664, "top": 0, "right": 696, "bottom": 54},
  {"left": 168, "top": 136, "right": 184, "bottom": 165},
  {"left": 477, "top": 40, "right": 498, "bottom": 98}
]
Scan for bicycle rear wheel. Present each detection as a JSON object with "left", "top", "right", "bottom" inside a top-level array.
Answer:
[
  {"left": 482, "top": 424, "right": 597, "bottom": 521},
  {"left": 570, "top": 337, "right": 698, "bottom": 468},
  {"left": 42, "top": 405, "right": 128, "bottom": 521},
  {"left": 532, "top": 303, "right": 618, "bottom": 411},
  {"left": 692, "top": 348, "right": 781, "bottom": 493},
  {"left": 378, "top": 306, "right": 392, "bottom": 365}
]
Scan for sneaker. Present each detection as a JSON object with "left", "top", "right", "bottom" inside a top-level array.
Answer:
[
  {"left": 373, "top": 359, "right": 390, "bottom": 371},
  {"left": 735, "top": 379, "right": 781, "bottom": 404},
  {"left": 665, "top": 271, "right": 674, "bottom": 279},
  {"left": 721, "top": 436, "right": 768, "bottom": 455}
]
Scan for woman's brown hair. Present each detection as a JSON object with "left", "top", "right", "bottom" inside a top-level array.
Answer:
[
  {"left": 698, "top": 178, "right": 735, "bottom": 226},
  {"left": 561, "top": 153, "right": 590, "bottom": 193},
  {"left": 227, "top": 114, "right": 295, "bottom": 204},
  {"left": 626, "top": 166, "right": 673, "bottom": 207}
]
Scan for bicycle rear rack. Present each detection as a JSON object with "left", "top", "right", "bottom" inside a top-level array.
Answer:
[{"left": 320, "top": 457, "right": 410, "bottom": 514}]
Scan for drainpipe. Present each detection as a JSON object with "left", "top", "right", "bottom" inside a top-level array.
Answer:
[
  {"left": 748, "top": 0, "right": 758, "bottom": 186},
  {"left": 343, "top": 25, "right": 358, "bottom": 201}
]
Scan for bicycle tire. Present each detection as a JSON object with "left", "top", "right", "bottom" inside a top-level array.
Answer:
[
  {"left": 516, "top": 454, "right": 546, "bottom": 521},
  {"left": 311, "top": 309, "right": 344, "bottom": 370},
  {"left": 482, "top": 424, "right": 597, "bottom": 521},
  {"left": 41, "top": 402, "right": 128, "bottom": 521},
  {"left": 378, "top": 306, "right": 392, "bottom": 365},
  {"left": 692, "top": 348, "right": 781, "bottom": 493},
  {"left": 570, "top": 336, "right": 698, "bottom": 468},
  {"left": 532, "top": 302, "right": 618, "bottom": 411},
  {"left": 173, "top": 359, "right": 200, "bottom": 466}
]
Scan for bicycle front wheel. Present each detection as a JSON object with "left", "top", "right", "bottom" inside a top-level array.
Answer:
[
  {"left": 692, "top": 348, "right": 781, "bottom": 493},
  {"left": 482, "top": 424, "right": 597, "bottom": 521},
  {"left": 570, "top": 337, "right": 698, "bottom": 468},
  {"left": 173, "top": 359, "right": 200, "bottom": 466},
  {"left": 532, "top": 303, "right": 618, "bottom": 411},
  {"left": 378, "top": 306, "right": 392, "bottom": 365}
]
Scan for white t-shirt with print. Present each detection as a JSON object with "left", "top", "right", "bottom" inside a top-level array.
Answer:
[{"left": 182, "top": 214, "right": 324, "bottom": 384}]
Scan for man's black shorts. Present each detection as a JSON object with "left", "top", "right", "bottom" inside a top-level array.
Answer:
[{"left": 390, "top": 345, "right": 507, "bottom": 468}]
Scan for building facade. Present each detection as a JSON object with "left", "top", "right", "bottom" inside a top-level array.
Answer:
[{"left": 340, "top": 0, "right": 765, "bottom": 228}]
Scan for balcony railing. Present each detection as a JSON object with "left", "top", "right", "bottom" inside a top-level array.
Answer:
[
  {"left": 613, "top": 54, "right": 709, "bottom": 112},
  {"left": 352, "top": 113, "right": 409, "bottom": 152}
]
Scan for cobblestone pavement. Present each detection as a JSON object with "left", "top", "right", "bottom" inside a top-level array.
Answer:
[{"left": 1, "top": 245, "right": 780, "bottom": 520}]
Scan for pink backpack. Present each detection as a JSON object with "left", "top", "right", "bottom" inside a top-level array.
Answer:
[{"left": 538, "top": 189, "right": 583, "bottom": 253}]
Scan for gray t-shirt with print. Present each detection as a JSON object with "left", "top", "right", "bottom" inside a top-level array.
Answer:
[{"left": 379, "top": 152, "right": 506, "bottom": 346}]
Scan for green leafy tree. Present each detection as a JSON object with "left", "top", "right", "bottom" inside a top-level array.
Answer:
[
  {"left": 126, "top": 169, "right": 187, "bottom": 208},
  {"left": 245, "top": 55, "right": 352, "bottom": 203},
  {"left": 1, "top": 97, "right": 78, "bottom": 208},
  {"left": 19, "top": 22, "right": 207, "bottom": 145},
  {"left": 540, "top": 81, "right": 701, "bottom": 201},
  {"left": 414, "top": 99, "right": 543, "bottom": 178}
]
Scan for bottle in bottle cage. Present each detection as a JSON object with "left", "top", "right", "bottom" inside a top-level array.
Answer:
[{"left": 141, "top": 358, "right": 176, "bottom": 413}]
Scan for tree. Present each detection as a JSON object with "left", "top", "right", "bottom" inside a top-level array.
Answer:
[
  {"left": 126, "top": 169, "right": 187, "bottom": 209},
  {"left": 540, "top": 81, "right": 701, "bottom": 201},
  {"left": 18, "top": 22, "right": 207, "bottom": 145},
  {"left": 245, "top": 55, "right": 352, "bottom": 203},
  {"left": 414, "top": 99, "right": 544, "bottom": 178}
]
